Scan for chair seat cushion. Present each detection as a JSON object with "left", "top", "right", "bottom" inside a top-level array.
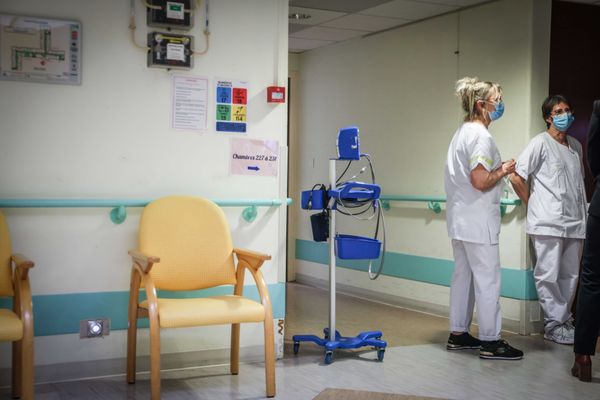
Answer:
[
  {"left": 140, "top": 295, "right": 265, "bottom": 328},
  {"left": 0, "top": 309, "right": 23, "bottom": 341}
]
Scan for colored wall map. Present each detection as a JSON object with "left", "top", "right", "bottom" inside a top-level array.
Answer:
[{"left": 0, "top": 14, "right": 81, "bottom": 85}]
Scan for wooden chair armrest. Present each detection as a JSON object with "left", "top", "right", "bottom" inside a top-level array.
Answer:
[
  {"left": 245, "top": 267, "right": 273, "bottom": 318},
  {"left": 11, "top": 253, "right": 35, "bottom": 280},
  {"left": 233, "top": 248, "right": 271, "bottom": 271},
  {"left": 128, "top": 250, "right": 160, "bottom": 274},
  {"left": 11, "top": 254, "right": 34, "bottom": 324}
]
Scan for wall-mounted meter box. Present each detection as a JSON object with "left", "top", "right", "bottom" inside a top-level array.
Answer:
[
  {"left": 147, "top": 32, "right": 193, "bottom": 70},
  {"left": 146, "top": 0, "right": 193, "bottom": 30}
]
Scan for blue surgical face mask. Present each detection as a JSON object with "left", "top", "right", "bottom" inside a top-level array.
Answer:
[
  {"left": 488, "top": 101, "right": 504, "bottom": 121},
  {"left": 552, "top": 112, "right": 575, "bottom": 132}
]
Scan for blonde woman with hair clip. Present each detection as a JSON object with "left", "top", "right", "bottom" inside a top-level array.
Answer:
[{"left": 444, "top": 77, "right": 523, "bottom": 360}]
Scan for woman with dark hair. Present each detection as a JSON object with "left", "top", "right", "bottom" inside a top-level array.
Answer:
[
  {"left": 572, "top": 99, "right": 600, "bottom": 382},
  {"left": 510, "top": 95, "right": 587, "bottom": 345}
]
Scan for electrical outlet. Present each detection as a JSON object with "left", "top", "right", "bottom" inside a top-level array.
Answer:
[{"left": 80, "top": 318, "right": 110, "bottom": 339}]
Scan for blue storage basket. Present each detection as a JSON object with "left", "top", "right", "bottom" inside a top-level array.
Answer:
[{"left": 335, "top": 234, "right": 381, "bottom": 260}]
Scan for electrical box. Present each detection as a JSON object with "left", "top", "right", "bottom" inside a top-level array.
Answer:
[
  {"left": 147, "top": 32, "right": 193, "bottom": 70},
  {"left": 146, "top": 0, "right": 194, "bottom": 30},
  {"left": 267, "top": 86, "right": 286, "bottom": 103}
]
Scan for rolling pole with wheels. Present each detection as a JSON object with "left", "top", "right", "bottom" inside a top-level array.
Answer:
[{"left": 292, "top": 126, "right": 387, "bottom": 364}]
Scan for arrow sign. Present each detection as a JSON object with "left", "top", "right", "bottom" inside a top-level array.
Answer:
[{"left": 231, "top": 138, "right": 279, "bottom": 177}]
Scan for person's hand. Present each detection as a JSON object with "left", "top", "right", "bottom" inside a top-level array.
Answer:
[{"left": 501, "top": 159, "right": 516, "bottom": 176}]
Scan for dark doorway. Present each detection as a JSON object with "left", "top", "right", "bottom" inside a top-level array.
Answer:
[{"left": 549, "top": 0, "right": 600, "bottom": 200}]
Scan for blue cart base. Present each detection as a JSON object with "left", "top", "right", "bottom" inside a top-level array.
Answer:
[{"left": 292, "top": 328, "right": 387, "bottom": 364}]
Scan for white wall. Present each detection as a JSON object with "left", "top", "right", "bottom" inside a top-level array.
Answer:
[
  {"left": 0, "top": 0, "right": 288, "bottom": 371},
  {"left": 292, "top": 0, "right": 551, "bottom": 328}
]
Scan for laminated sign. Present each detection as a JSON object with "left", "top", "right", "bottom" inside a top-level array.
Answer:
[
  {"left": 230, "top": 138, "right": 279, "bottom": 177},
  {"left": 216, "top": 79, "right": 248, "bottom": 133},
  {"left": 171, "top": 75, "right": 208, "bottom": 131}
]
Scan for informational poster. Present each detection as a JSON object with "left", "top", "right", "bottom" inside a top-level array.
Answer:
[
  {"left": 230, "top": 138, "right": 279, "bottom": 177},
  {"left": 171, "top": 75, "right": 208, "bottom": 131},
  {"left": 0, "top": 14, "right": 81, "bottom": 85},
  {"left": 216, "top": 78, "right": 248, "bottom": 133}
]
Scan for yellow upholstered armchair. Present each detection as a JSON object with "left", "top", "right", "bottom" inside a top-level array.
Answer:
[
  {"left": 0, "top": 211, "right": 35, "bottom": 400},
  {"left": 126, "top": 196, "right": 275, "bottom": 399}
]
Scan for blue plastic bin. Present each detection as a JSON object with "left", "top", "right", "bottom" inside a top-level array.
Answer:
[{"left": 335, "top": 234, "right": 381, "bottom": 260}]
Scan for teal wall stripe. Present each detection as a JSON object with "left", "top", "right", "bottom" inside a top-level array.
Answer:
[
  {"left": 0, "top": 283, "right": 285, "bottom": 337},
  {"left": 296, "top": 239, "right": 538, "bottom": 301}
]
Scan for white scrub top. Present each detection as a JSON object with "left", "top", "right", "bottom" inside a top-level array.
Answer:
[
  {"left": 445, "top": 122, "right": 503, "bottom": 245},
  {"left": 515, "top": 132, "right": 587, "bottom": 238}
]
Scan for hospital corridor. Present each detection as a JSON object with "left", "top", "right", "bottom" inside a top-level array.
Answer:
[{"left": 1, "top": 0, "right": 600, "bottom": 399}]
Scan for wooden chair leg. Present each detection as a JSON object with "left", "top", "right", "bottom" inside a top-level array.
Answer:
[
  {"left": 230, "top": 323, "right": 240, "bottom": 375},
  {"left": 126, "top": 316, "right": 138, "bottom": 384},
  {"left": 12, "top": 340, "right": 22, "bottom": 399},
  {"left": 21, "top": 334, "right": 34, "bottom": 400},
  {"left": 263, "top": 318, "right": 276, "bottom": 398},
  {"left": 149, "top": 319, "right": 161, "bottom": 400},
  {"left": 127, "top": 268, "right": 141, "bottom": 384}
]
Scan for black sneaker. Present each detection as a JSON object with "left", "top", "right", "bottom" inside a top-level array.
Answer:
[
  {"left": 479, "top": 339, "right": 524, "bottom": 360},
  {"left": 446, "top": 332, "right": 481, "bottom": 350}
]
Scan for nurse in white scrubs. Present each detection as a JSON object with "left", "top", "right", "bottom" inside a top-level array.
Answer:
[
  {"left": 445, "top": 77, "right": 523, "bottom": 360},
  {"left": 509, "top": 95, "right": 586, "bottom": 345}
]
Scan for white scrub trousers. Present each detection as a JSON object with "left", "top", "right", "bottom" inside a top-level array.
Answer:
[
  {"left": 449, "top": 239, "right": 502, "bottom": 341},
  {"left": 531, "top": 235, "right": 583, "bottom": 332}
]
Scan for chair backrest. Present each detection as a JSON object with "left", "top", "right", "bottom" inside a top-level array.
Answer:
[
  {"left": 139, "top": 196, "right": 237, "bottom": 291},
  {"left": 0, "top": 211, "right": 14, "bottom": 297}
]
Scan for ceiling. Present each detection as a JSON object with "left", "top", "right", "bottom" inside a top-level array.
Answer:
[{"left": 288, "top": 0, "right": 600, "bottom": 53}]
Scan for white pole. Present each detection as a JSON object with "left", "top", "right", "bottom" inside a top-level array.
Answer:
[{"left": 328, "top": 158, "right": 336, "bottom": 340}]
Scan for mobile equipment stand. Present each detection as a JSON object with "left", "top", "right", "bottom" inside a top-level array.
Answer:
[{"left": 293, "top": 126, "right": 387, "bottom": 364}]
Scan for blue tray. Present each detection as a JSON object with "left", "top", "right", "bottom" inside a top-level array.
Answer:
[{"left": 335, "top": 234, "right": 381, "bottom": 260}]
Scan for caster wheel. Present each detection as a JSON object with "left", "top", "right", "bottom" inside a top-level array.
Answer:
[
  {"left": 377, "top": 349, "right": 385, "bottom": 362},
  {"left": 293, "top": 342, "right": 300, "bottom": 355},
  {"left": 324, "top": 351, "right": 333, "bottom": 364}
]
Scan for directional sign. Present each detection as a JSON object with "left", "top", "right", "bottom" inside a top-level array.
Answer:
[{"left": 231, "top": 138, "right": 279, "bottom": 177}]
